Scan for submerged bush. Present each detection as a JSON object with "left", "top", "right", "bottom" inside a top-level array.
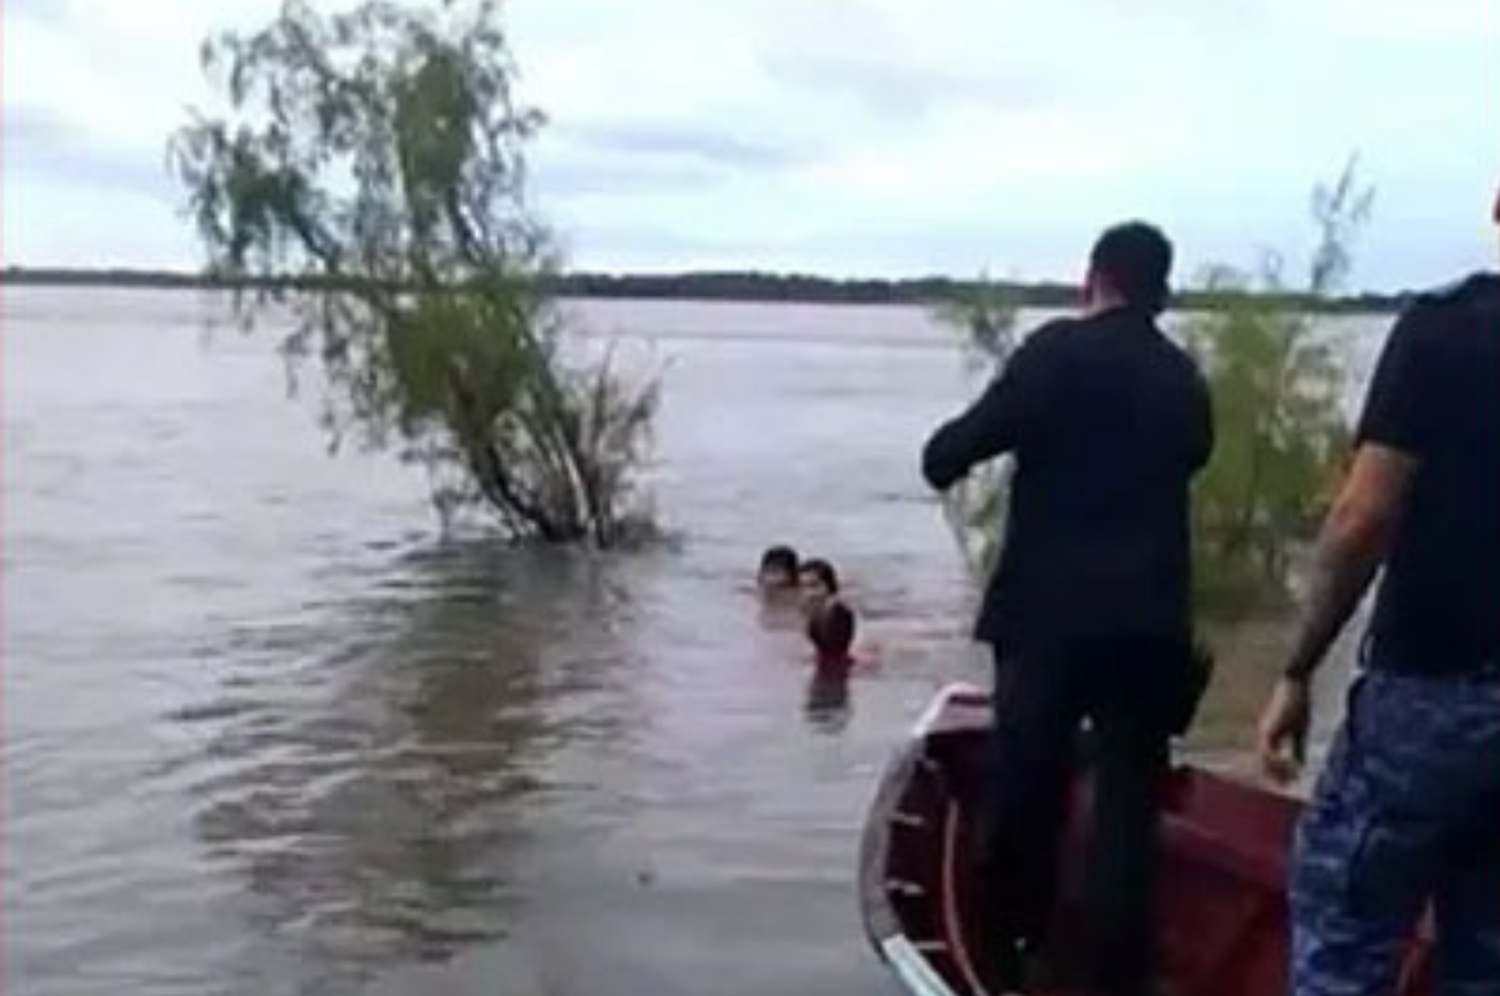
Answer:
[{"left": 173, "top": 0, "right": 658, "bottom": 545}]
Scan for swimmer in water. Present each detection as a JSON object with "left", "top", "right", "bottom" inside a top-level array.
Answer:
[
  {"left": 757, "top": 545, "right": 800, "bottom": 595},
  {"left": 805, "top": 599, "right": 857, "bottom": 732},
  {"left": 806, "top": 598, "right": 856, "bottom": 674},
  {"left": 796, "top": 558, "right": 840, "bottom": 615}
]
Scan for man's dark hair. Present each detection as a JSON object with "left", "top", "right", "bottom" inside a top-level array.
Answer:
[
  {"left": 807, "top": 601, "right": 856, "bottom": 659},
  {"left": 760, "top": 545, "right": 798, "bottom": 575},
  {"left": 799, "top": 558, "right": 839, "bottom": 594},
  {"left": 1090, "top": 221, "right": 1173, "bottom": 315}
]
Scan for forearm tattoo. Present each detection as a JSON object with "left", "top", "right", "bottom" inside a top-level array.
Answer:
[{"left": 1284, "top": 548, "right": 1381, "bottom": 681}]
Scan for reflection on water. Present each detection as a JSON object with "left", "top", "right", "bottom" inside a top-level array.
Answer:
[
  {"left": 4, "top": 289, "right": 1382, "bottom": 995},
  {"left": 185, "top": 544, "right": 637, "bottom": 990}
]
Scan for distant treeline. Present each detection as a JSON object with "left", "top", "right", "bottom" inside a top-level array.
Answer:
[{"left": 2, "top": 266, "right": 1404, "bottom": 313}]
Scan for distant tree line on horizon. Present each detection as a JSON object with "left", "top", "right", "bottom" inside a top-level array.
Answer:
[{"left": 2, "top": 265, "right": 1406, "bottom": 314}]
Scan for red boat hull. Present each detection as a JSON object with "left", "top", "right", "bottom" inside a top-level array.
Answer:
[{"left": 860, "top": 684, "right": 1433, "bottom": 996}]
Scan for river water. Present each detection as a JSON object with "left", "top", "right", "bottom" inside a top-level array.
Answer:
[{"left": 3, "top": 288, "right": 1386, "bottom": 996}]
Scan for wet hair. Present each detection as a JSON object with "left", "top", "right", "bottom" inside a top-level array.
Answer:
[
  {"left": 798, "top": 558, "right": 839, "bottom": 594},
  {"left": 1090, "top": 221, "right": 1173, "bottom": 315},
  {"left": 759, "top": 545, "right": 798, "bottom": 576},
  {"left": 807, "top": 601, "right": 856, "bottom": 659}
]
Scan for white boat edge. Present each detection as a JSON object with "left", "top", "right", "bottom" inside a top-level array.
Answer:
[
  {"left": 864, "top": 682, "right": 994, "bottom": 996},
  {"left": 881, "top": 936, "right": 964, "bottom": 996},
  {"left": 909, "top": 682, "right": 990, "bottom": 739}
]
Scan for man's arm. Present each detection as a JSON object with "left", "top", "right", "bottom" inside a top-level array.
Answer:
[
  {"left": 1281, "top": 304, "right": 1435, "bottom": 679},
  {"left": 1257, "top": 444, "right": 1414, "bottom": 781},
  {"left": 921, "top": 333, "right": 1051, "bottom": 491},
  {"left": 1282, "top": 444, "right": 1415, "bottom": 681},
  {"left": 1258, "top": 307, "right": 1431, "bottom": 779}
]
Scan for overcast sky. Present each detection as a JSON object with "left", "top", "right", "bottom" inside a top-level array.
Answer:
[{"left": 5, "top": 0, "right": 1496, "bottom": 289}]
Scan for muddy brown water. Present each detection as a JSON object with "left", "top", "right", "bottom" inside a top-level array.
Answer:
[{"left": 3, "top": 289, "right": 1384, "bottom": 995}]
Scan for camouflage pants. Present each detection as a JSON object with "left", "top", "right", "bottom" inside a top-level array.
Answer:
[{"left": 1291, "top": 667, "right": 1500, "bottom": 996}]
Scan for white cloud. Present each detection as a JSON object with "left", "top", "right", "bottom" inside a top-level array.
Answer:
[{"left": 4, "top": 0, "right": 1496, "bottom": 289}]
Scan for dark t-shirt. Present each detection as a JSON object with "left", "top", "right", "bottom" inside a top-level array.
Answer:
[
  {"left": 1359, "top": 273, "right": 1500, "bottom": 673},
  {"left": 922, "top": 306, "right": 1213, "bottom": 651}
]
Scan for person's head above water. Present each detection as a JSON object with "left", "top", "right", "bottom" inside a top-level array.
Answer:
[
  {"left": 1084, "top": 221, "right": 1173, "bottom": 317},
  {"left": 807, "top": 600, "right": 856, "bottom": 666},
  {"left": 797, "top": 558, "right": 839, "bottom": 609},
  {"left": 758, "top": 545, "right": 799, "bottom": 590}
]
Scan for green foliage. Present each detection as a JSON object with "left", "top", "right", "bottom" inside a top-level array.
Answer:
[
  {"left": 931, "top": 163, "right": 1372, "bottom": 619},
  {"left": 171, "top": 0, "right": 657, "bottom": 544},
  {"left": 1186, "top": 158, "right": 1373, "bottom": 618},
  {"left": 937, "top": 274, "right": 1022, "bottom": 371},
  {"left": 931, "top": 275, "right": 1021, "bottom": 581}
]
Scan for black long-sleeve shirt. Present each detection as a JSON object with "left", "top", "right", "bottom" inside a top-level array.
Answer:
[{"left": 923, "top": 305, "right": 1213, "bottom": 651}]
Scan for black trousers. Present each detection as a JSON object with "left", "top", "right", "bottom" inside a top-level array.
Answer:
[{"left": 981, "top": 638, "right": 1173, "bottom": 996}]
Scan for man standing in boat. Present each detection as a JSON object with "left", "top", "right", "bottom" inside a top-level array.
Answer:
[
  {"left": 922, "top": 222, "right": 1213, "bottom": 995},
  {"left": 1258, "top": 192, "right": 1500, "bottom": 995}
]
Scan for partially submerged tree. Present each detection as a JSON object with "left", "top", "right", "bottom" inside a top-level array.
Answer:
[
  {"left": 1185, "top": 158, "right": 1375, "bottom": 617},
  {"left": 936, "top": 275, "right": 1022, "bottom": 373},
  {"left": 172, "top": 0, "right": 657, "bottom": 545},
  {"left": 930, "top": 275, "right": 1021, "bottom": 580}
]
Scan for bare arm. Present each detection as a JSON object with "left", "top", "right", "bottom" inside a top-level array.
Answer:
[
  {"left": 1283, "top": 444, "right": 1416, "bottom": 680},
  {"left": 1259, "top": 305, "right": 1432, "bottom": 781},
  {"left": 1257, "top": 444, "right": 1415, "bottom": 779}
]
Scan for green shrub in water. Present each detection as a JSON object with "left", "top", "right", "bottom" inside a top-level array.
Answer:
[
  {"left": 933, "top": 161, "right": 1373, "bottom": 623},
  {"left": 172, "top": 0, "right": 658, "bottom": 545}
]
